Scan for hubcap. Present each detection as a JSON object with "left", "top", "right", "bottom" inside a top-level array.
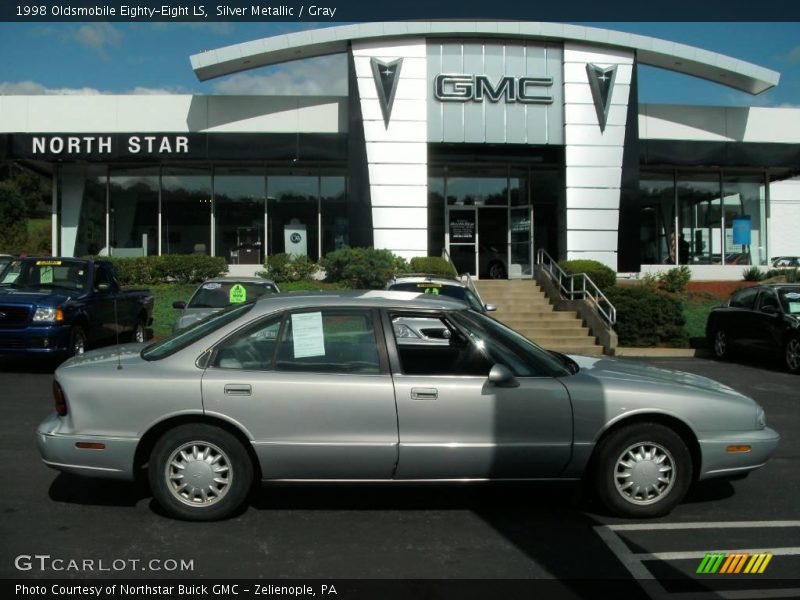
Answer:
[
  {"left": 614, "top": 442, "right": 676, "bottom": 505},
  {"left": 135, "top": 324, "right": 145, "bottom": 343},
  {"left": 714, "top": 330, "right": 727, "bottom": 357},
  {"left": 787, "top": 338, "right": 800, "bottom": 372},
  {"left": 165, "top": 442, "right": 232, "bottom": 507},
  {"left": 73, "top": 334, "right": 85, "bottom": 355}
]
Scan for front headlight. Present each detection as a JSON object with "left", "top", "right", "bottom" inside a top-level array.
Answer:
[
  {"left": 33, "top": 307, "right": 64, "bottom": 323},
  {"left": 756, "top": 406, "right": 766, "bottom": 430}
]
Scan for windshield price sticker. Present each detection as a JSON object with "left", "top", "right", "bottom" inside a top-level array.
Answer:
[
  {"left": 291, "top": 312, "right": 326, "bottom": 358},
  {"left": 35, "top": 260, "right": 61, "bottom": 266},
  {"left": 788, "top": 303, "right": 800, "bottom": 314},
  {"left": 229, "top": 284, "right": 248, "bottom": 304}
]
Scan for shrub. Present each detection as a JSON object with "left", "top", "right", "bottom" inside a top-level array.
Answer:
[
  {"left": 320, "top": 247, "right": 409, "bottom": 289},
  {"left": 605, "top": 286, "right": 688, "bottom": 347},
  {"left": 88, "top": 255, "right": 228, "bottom": 285},
  {"left": 658, "top": 266, "right": 692, "bottom": 294},
  {"left": 559, "top": 259, "right": 617, "bottom": 292},
  {"left": 0, "top": 182, "right": 29, "bottom": 253},
  {"left": 742, "top": 266, "right": 766, "bottom": 281},
  {"left": 409, "top": 256, "right": 457, "bottom": 277},
  {"left": 257, "top": 253, "right": 319, "bottom": 283}
]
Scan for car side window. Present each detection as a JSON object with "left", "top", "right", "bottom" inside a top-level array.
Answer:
[
  {"left": 274, "top": 310, "right": 381, "bottom": 375},
  {"left": 758, "top": 290, "right": 780, "bottom": 312},
  {"left": 730, "top": 287, "right": 758, "bottom": 309},
  {"left": 211, "top": 315, "right": 283, "bottom": 371},
  {"left": 390, "top": 313, "right": 492, "bottom": 376}
]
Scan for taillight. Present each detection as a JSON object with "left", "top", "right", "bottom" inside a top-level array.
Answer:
[{"left": 53, "top": 381, "right": 68, "bottom": 416}]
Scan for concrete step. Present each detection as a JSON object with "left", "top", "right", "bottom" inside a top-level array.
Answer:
[
  {"left": 489, "top": 300, "right": 553, "bottom": 309},
  {"left": 513, "top": 326, "right": 592, "bottom": 336},
  {"left": 499, "top": 312, "right": 580, "bottom": 322},
  {"left": 519, "top": 335, "right": 594, "bottom": 346}
]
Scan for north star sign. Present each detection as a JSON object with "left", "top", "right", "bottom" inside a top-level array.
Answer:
[
  {"left": 434, "top": 74, "right": 553, "bottom": 104},
  {"left": 30, "top": 135, "right": 189, "bottom": 156}
]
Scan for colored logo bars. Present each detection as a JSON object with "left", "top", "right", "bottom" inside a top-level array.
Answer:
[{"left": 696, "top": 552, "right": 773, "bottom": 574}]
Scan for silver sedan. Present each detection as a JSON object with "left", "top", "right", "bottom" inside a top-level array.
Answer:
[{"left": 37, "top": 291, "right": 779, "bottom": 521}]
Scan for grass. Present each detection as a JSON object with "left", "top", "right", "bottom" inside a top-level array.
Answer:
[
  {"left": 681, "top": 293, "right": 724, "bottom": 341},
  {"left": 147, "top": 283, "right": 197, "bottom": 339}
]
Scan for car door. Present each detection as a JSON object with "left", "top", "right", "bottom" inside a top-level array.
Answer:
[
  {"left": 201, "top": 307, "right": 399, "bottom": 480},
  {"left": 727, "top": 287, "right": 760, "bottom": 350},
  {"left": 87, "top": 262, "right": 119, "bottom": 344},
  {"left": 754, "top": 288, "right": 785, "bottom": 354},
  {"left": 384, "top": 309, "right": 573, "bottom": 480}
]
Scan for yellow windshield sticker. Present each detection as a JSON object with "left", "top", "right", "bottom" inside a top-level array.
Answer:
[
  {"left": 229, "top": 284, "right": 247, "bottom": 304},
  {"left": 36, "top": 260, "right": 62, "bottom": 266},
  {"left": 417, "top": 282, "right": 442, "bottom": 288},
  {"left": 40, "top": 266, "right": 54, "bottom": 284}
]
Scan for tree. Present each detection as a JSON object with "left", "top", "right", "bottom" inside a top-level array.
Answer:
[{"left": 0, "top": 181, "right": 29, "bottom": 252}]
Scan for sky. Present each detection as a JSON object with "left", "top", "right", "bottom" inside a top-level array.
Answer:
[{"left": 0, "top": 21, "right": 798, "bottom": 107}]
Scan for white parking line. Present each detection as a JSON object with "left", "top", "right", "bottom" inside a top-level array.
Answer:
[{"left": 594, "top": 521, "right": 800, "bottom": 600}]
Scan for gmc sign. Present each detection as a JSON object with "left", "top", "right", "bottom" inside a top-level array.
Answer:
[{"left": 434, "top": 74, "right": 553, "bottom": 104}]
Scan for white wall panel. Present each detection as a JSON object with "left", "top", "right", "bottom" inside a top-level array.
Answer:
[
  {"left": 353, "top": 56, "right": 427, "bottom": 79},
  {"left": 563, "top": 83, "right": 631, "bottom": 107},
  {"left": 566, "top": 167, "right": 623, "bottom": 189},
  {"left": 566, "top": 209, "right": 620, "bottom": 231},
  {"left": 356, "top": 77, "right": 428, "bottom": 101},
  {"left": 566, "top": 231, "right": 620, "bottom": 252},
  {"left": 565, "top": 104, "right": 627, "bottom": 127},
  {"left": 565, "top": 188, "right": 623, "bottom": 209},
  {"left": 368, "top": 164, "right": 428, "bottom": 186},
  {"left": 563, "top": 125, "right": 626, "bottom": 146},
  {"left": 372, "top": 207, "right": 427, "bottom": 229},
  {"left": 566, "top": 145, "right": 625, "bottom": 167},
  {"left": 563, "top": 62, "right": 633, "bottom": 85},
  {"left": 373, "top": 229, "right": 428, "bottom": 251},
  {"left": 361, "top": 99, "right": 428, "bottom": 122},
  {"left": 365, "top": 142, "right": 427, "bottom": 164},
  {"left": 370, "top": 185, "right": 429, "bottom": 207},
  {"left": 563, "top": 44, "right": 635, "bottom": 65},
  {"left": 566, "top": 251, "right": 618, "bottom": 271},
  {"left": 363, "top": 120, "right": 427, "bottom": 142}
]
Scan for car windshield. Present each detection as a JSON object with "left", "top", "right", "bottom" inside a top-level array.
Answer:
[
  {"left": 450, "top": 310, "right": 572, "bottom": 377},
  {"left": 187, "top": 281, "right": 279, "bottom": 309},
  {"left": 778, "top": 287, "right": 800, "bottom": 314},
  {"left": 389, "top": 281, "right": 485, "bottom": 312},
  {"left": 142, "top": 303, "right": 255, "bottom": 361},
  {"left": 7, "top": 259, "right": 90, "bottom": 292}
]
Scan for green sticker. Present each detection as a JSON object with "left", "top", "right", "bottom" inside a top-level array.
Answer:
[
  {"left": 229, "top": 284, "right": 247, "bottom": 304},
  {"left": 422, "top": 287, "right": 440, "bottom": 295},
  {"left": 40, "top": 266, "right": 54, "bottom": 284}
]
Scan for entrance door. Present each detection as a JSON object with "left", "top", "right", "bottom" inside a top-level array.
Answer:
[
  {"left": 509, "top": 206, "right": 533, "bottom": 279},
  {"left": 446, "top": 208, "right": 477, "bottom": 276},
  {"left": 478, "top": 207, "right": 508, "bottom": 279}
]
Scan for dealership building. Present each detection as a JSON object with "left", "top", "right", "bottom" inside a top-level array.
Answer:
[{"left": 1, "top": 22, "right": 798, "bottom": 279}]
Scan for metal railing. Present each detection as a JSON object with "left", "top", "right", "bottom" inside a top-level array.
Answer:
[
  {"left": 535, "top": 248, "right": 617, "bottom": 327},
  {"left": 441, "top": 248, "right": 488, "bottom": 308}
]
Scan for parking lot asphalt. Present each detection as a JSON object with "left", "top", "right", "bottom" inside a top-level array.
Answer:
[{"left": 1, "top": 355, "right": 798, "bottom": 592}]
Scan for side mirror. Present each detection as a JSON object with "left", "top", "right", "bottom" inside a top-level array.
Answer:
[
  {"left": 173, "top": 301, "right": 187, "bottom": 310},
  {"left": 96, "top": 283, "right": 111, "bottom": 293},
  {"left": 488, "top": 364, "right": 519, "bottom": 388},
  {"left": 484, "top": 304, "right": 497, "bottom": 312},
  {"left": 762, "top": 304, "right": 779, "bottom": 315}
]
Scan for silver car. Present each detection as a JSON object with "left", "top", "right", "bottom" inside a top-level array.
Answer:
[
  {"left": 172, "top": 277, "right": 280, "bottom": 332},
  {"left": 37, "top": 291, "right": 779, "bottom": 521}
]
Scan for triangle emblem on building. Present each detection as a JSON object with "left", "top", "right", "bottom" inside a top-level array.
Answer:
[
  {"left": 370, "top": 57, "right": 403, "bottom": 128},
  {"left": 586, "top": 64, "right": 617, "bottom": 132}
]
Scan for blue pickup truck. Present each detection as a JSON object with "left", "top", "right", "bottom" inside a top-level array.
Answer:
[{"left": 0, "top": 257, "right": 153, "bottom": 358}]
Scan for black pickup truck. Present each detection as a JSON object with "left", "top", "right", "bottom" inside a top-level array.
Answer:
[{"left": 0, "top": 257, "right": 153, "bottom": 358}]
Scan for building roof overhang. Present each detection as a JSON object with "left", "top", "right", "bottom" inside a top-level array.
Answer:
[{"left": 190, "top": 22, "right": 780, "bottom": 95}]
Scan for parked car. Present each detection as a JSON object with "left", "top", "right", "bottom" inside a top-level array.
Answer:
[
  {"left": 38, "top": 291, "right": 778, "bottom": 521},
  {"left": 771, "top": 256, "right": 800, "bottom": 268},
  {"left": 172, "top": 277, "right": 280, "bottom": 332},
  {"left": 0, "top": 257, "right": 153, "bottom": 358},
  {"left": 706, "top": 283, "right": 800, "bottom": 373}
]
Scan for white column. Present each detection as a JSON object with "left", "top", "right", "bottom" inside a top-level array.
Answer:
[
  {"left": 59, "top": 165, "right": 87, "bottom": 257},
  {"left": 352, "top": 39, "right": 428, "bottom": 261},
  {"left": 563, "top": 44, "right": 634, "bottom": 272}
]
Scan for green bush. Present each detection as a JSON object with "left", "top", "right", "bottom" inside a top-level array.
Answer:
[
  {"left": 559, "top": 259, "right": 617, "bottom": 292},
  {"left": 257, "top": 253, "right": 319, "bottom": 283},
  {"left": 742, "top": 266, "right": 766, "bottom": 281},
  {"left": 606, "top": 286, "right": 688, "bottom": 347},
  {"left": 658, "top": 265, "right": 692, "bottom": 293},
  {"left": 321, "top": 247, "right": 409, "bottom": 289},
  {"left": 409, "top": 256, "right": 457, "bottom": 277},
  {"left": 88, "top": 255, "right": 228, "bottom": 285}
]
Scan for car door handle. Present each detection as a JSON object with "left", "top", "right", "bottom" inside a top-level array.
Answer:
[
  {"left": 410, "top": 387, "right": 438, "bottom": 400},
  {"left": 224, "top": 384, "right": 252, "bottom": 396}
]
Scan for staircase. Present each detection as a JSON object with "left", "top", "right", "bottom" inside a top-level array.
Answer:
[{"left": 475, "top": 279, "right": 604, "bottom": 356}]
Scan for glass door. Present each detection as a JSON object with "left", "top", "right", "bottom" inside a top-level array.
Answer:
[
  {"left": 446, "top": 207, "right": 477, "bottom": 276},
  {"left": 509, "top": 206, "right": 532, "bottom": 279},
  {"left": 478, "top": 207, "right": 508, "bottom": 279}
]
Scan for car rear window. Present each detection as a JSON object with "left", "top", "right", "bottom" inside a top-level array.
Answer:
[
  {"left": 188, "top": 281, "right": 279, "bottom": 308},
  {"left": 730, "top": 287, "right": 758, "bottom": 309},
  {"left": 388, "top": 281, "right": 484, "bottom": 311}
]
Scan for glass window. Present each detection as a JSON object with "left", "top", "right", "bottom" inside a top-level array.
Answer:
[
  {"left": 390, "top": 313, "right": 493, "bottom": 376},
  {"left": 188, "top": 280, "right": 279, "bottom": 309},
  {"left": 639, "top": 172, "right": 674, "bottom": 265},
  {"left": 778, "top": 287, "right": 800, "bottom": 314},
  {"left": 267, "top": 174, "right": 319, "bottom": 261},
  {"left": 162, "top": 167, "right": 212, "bottom": 255},
  {"left": 69, "top": 167, "right": 107, "bottom": 257},
  {"left": 387, "top": 282, "right": 485, "bottom": 312},
  {"left": 445, "top": 167, "right": 508, "bottom": 206},
  {"left": 142, "top": 303, "right": 255, "bottom": 361},
  {"left": 730, "top": 287, "right": 758, "bottom": 310},
  {"left": 212, "top": 315, "right": 282, "bottom": 371},
  {"left": 676, "top": 173, "right": 722, "bottom": 266},
  {"left": 428, "top": 171, "right": 446, "bottom": 258},
  {"left": 214, "top": 170, "right": 265, "bottom": 266},
  {"left": 274, "top": 310, "right": 380, "bottom": 374},
  {"left": 722, "top": 174, "right": 768, "bottom": 267},
  {"left": 758, "top": 289, "right": 780, "bottom": 312},
  {"left": 320, "top": 175, "right": 348, "bottom": 256},
  {"left": 109, "top": 168, "right": 158, "bottom": 257}
]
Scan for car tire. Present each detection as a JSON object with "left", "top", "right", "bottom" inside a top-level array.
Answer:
[
  {"left": 69, "top": 326, "right": 87, "bottom": 357},
  {"left": 785, "top": 336, "right": 800, "bottom": 374},
  {"left": 149, "top": 424, "right": 253, "bottom": 521},
  {"left": 592, "top": 422, "right": 692, "bottom": 518},
  {"left": 711, "top": 328, "right": 731, "bottom": 360},
  {"left": 488, "top": 261, "right": 506, "bottom": 280},
  {"left": 130, "top": 318, "right": 147, "bottom": 344}
]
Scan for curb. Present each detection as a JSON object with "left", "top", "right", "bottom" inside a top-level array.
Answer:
[{"left": 614, "top": 347, "right": 711, "bottom": 358}]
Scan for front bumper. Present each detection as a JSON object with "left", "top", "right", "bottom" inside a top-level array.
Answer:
[
  {"left": 0, "top": 324, "right": 71, "bottom": 355},
  {"left": 698, "top": 427, "right": 781, "bottom": 480},
  {"left": 37, "top": 413, "right": 138, "bottom": 481}
]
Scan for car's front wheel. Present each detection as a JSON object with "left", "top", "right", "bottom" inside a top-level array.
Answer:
[
  {"left": 592, "top": 422, "right": 692, "bottom": 518},
  {"left": 785, "top": 336, "right": 800, "bottom": 374},
  {"left": 712, "top": 328, "right": 730, "bottom": 360},
  {"left": 149, "top": 424, "right": 253, "bottom": 521},
  {"left": 69, "top": 326, "right": 87, "bottom": 357}
]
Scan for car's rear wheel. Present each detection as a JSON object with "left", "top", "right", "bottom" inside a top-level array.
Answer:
[
  {"left": 149, "top": 424, "right": 253, "bottom": 521},
  {"left": 593, "top": 423, "right": 692, "bottom": 518},
  {"left": 785, "top": 337, "right": 800, "bottom": 374},
  {"left": 488, "top": 261, "right": 506, "bottom": 280},
  {"left": 131, "top": 318, "right": 147, "bottom": 344},
  {"left": 712, "top": 328, "right": 730, "bottom": 360}
]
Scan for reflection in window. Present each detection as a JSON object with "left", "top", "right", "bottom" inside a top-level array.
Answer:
[
  {"left": 161, "top": 168, "right": 212, "bottom": 255},
  {"left": 639, "top": 172, "right": 674, "bottom": 265},
  {"left": 321, "top": 176, "right": 348, "bottom": 256},
  {"left": 69, "top": 166, "right": 107, "bottom": 257},
  {"left": 109, "top": 168, "right": 158, "bottom": 257},
  {"left": 677, "top": 173, "right": 721, "bottom": 266},
  {"left": 214, "top": 171, "right": 265, "bottom": 265},
  {"left": 723, "top": 174, "right": 768, "bottom": 266},
  {"left": 267, "top": 175, "right": 319, "bottom": 260}
]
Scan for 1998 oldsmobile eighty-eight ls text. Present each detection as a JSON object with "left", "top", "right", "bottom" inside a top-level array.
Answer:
[{"left": 37, "top": 292, "right": 779, "bottom": 521}]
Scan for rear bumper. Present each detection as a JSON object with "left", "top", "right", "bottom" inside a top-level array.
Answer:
[
  {"left": 0, "top": 324, "right": 71, "bottom": 355},
  {"left": 37, "top": 413, "right": 138, "bottom": 481},
  {"left": 698, "top": 427, "right": 780, "bottom": 480}
]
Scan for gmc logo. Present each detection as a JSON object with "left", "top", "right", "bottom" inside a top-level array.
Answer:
[{"left": 434, "top": 74, "right": 553, "bottom": 104}]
